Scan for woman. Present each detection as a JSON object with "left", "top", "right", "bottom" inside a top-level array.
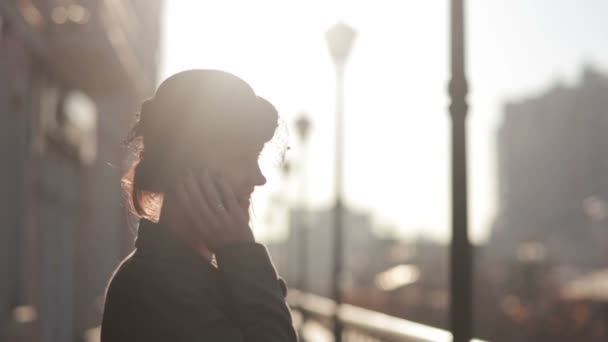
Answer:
[{"left": 101, "top": 69, "right": 298, "bottom": 341}]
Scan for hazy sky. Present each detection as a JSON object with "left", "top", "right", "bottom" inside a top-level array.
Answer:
[{"left": 160, "top": 0, "right": 608, "bottom": 243}]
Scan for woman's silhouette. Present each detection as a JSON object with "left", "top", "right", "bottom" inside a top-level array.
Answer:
[{"left": 101, "top": 70, "right": 297, "bottom": 341}]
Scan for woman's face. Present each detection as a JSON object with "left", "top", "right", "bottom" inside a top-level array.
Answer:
[{"left": 199, "top": 142, "right": 267, "bottom": 214}]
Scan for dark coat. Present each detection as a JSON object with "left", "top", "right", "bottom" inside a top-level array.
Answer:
[{"left": 100, "top": 219, "right": 298, "bottom": 341}]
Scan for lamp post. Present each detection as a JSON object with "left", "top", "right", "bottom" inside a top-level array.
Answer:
[
  {"left": 280, "top": 160, "right": 292, "bottom": 282},
  {"left": 295, "top": 114, "right": 311, "bottom": 293},
  {"left": 325, "top": 21, "right": 356, "bottom": 342},
  {"left": 448, "top": 0, "right": 472, "bottom": 341}
]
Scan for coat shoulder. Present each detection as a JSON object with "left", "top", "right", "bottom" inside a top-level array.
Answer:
[{"left": 104, "top": 249, "right": 224, "bottom": 316}]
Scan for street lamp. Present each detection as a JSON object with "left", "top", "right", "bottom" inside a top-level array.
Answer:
[
  {"left": 448, "top": 0, "right": 472, "bottom": 341},
  {"left": 325, "top": 21, "right": 356, "bottom": 342},
  {"left": 280, "top": 160, "right": 292, "bottom": 281},
  {"left": 295, "top": 113, "right": 312, "bottom": 293}
]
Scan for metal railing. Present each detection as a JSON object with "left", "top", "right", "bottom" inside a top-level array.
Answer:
[{"left": 288, "top": 290, "right": 489, "bottom": 342}]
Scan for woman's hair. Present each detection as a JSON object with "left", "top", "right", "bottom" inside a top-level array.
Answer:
[{"left": 123, "top": 69, "right": 280, "bottom": 221}]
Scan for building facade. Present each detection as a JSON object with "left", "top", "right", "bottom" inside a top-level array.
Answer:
[
  {"left": 489, "top": 67, "right": 608, "bottom": 268},
  {"left": 0, "top": 1, "right": 162, "bottom": 341},
  {"left": 476, "top": 67, "right": 608, "bottom": 341}
]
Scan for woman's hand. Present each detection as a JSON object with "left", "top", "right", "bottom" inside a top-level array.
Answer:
[{"left": 175, "top": 170, "right": 255, "bottom": 252}]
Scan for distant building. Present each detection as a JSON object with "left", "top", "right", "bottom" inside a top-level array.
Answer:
[
  {"left": 269, "top": 206, "right": 384, "bottom": 297},
  {"left": 0, "top": 2, "right": 162, "bottom": 341},
  {"left": 489, "top": 66, "right": 608, "bottom": 269}
]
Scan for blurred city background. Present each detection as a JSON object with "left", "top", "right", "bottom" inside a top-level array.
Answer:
[{"left": 1, "top": 0, "right": 608, "bottom": 341}]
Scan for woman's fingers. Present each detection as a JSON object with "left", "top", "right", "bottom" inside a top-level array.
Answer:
[
  {"left": 198, "top": 171, "right": 225, "bottom": 212},
  {"left": 184, "top": 172, "right": 219, "bottom": 228},
  {"left": 216, "top": 175, "right": 246, "bottom": 222},
  {"left": 214, "top": 175, "right": 253, "bottom": 243},
  {"left": 176, "top": 181, "right": 198, "bottom": 221},
  {"left": 176, "top": 170, "right": 254, "bottom": 250},
  {"left": 198, "top": 171, "right": 233, "bottom": 235}
]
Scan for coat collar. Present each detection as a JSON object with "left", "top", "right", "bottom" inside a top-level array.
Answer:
[{"left": 134, "top": 218, "right": 216, "bottom": 269}]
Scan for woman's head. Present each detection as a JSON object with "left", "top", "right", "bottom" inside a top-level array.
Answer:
[{"left": 123, "top": 69, "right": 279, "bottom": 220}]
